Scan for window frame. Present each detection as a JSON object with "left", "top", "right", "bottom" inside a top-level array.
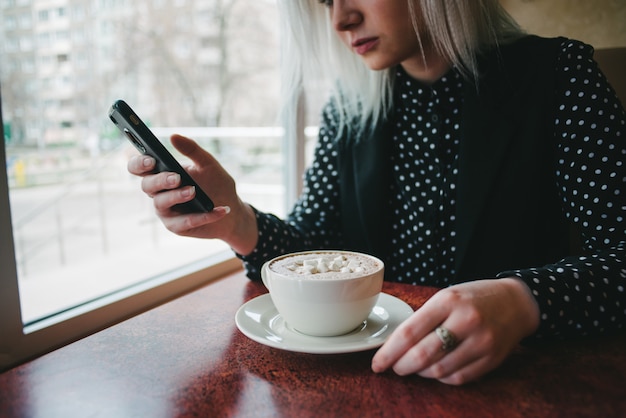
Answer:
[
  {"left": 0, "top": 83, "right": 306, "bottom": 372},
  {"left": 0, "top": 101, "right": 241, "bottom": 368}
]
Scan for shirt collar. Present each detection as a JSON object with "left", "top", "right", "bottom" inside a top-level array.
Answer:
[{"left": 394, "top": 65, "right": 463, "bottom": 109}]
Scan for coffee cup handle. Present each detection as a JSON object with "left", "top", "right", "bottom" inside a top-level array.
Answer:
[{"left": 261, "top": 261, "right": 271, "bottom": 290}]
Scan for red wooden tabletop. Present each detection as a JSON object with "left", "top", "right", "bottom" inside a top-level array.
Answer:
[{"left": 1, "top": 269, "right": 625, "bottom": 417}]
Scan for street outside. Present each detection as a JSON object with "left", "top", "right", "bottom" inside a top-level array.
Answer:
[{"left": 7, "top": 144, "right": 285, "bottom": 323}]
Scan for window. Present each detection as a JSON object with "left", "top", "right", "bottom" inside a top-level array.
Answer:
[
  {"left": 4, "top": 15, "right": 16, "bottom": 30},
  {"left": 19, "top": 12, "right": 32, "bottom": 29},
  {"left": 0, "top": 0, "right": 314, "bottom": 371}
]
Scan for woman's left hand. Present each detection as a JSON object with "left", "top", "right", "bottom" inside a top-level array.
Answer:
[{"left": 371, "top": 278, "right": 540, "bottom": 385}]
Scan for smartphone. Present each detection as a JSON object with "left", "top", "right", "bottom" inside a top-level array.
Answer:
[{"left": 109, "top": 99, "right": 214, "bottom": 213}]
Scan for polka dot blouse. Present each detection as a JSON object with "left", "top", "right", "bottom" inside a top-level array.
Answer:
[{"left": 239, "top": 39, "right": 626, "bottom": 340}]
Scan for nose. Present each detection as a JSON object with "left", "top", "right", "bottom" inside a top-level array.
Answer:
[{"left": 331, "top": 0, "right": 362, "bottom": 32}]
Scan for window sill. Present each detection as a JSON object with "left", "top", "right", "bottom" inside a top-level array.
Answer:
[{"left": 1, "top": 250, "right": 243, "bottom": 372}]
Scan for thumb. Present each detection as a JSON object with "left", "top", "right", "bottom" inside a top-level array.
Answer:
[{"left": 170, "top": 134, "right": 217, "bottom": 167}]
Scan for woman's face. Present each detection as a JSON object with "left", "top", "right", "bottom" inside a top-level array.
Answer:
[{"left": 322, "top": 0, "right": 447, "bottom": 81}]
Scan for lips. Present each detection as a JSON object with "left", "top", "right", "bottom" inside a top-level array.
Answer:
[{"left": 352, "top": 37, "right": 379, "bottom": 55}]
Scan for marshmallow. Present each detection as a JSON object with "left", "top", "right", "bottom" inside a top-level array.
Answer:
[{"left": 279, "top": 254, "right": 369, "bottom": 275}]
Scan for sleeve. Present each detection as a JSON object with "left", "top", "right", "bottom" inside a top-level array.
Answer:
[
  {"left": 497, "top": 39, "right": 626, "bottom": 340},
  {"left": 236, "top": 103, "right": 345, "bottom": 280}
]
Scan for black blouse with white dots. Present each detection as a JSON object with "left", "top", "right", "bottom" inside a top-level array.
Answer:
[{"left": 240, "top": 39, "right": 625, "bottom": 340}]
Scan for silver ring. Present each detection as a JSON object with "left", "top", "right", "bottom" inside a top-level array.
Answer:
[{"left": 435, "top": 326, "right": 458, "bottom": 352}]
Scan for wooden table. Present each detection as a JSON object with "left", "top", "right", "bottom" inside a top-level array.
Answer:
[{"left": 1, "top": 270, "right": 625, "bottom": 417}]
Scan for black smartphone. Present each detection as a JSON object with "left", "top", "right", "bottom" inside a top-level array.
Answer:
[{"left": 109, "top": 99, "right": 214, "bottom": 213}]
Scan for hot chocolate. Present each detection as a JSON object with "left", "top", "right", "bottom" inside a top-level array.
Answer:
[
  {"left": 261, "top": 250, "right": 385, "bottom": 336},
  {"left": 269, "top": 251, "right": 382, "bottom": 279}
]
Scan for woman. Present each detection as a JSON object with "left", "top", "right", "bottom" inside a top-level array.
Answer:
[{"left": 127, "top": 0, "right": 625, "bottom": 385}]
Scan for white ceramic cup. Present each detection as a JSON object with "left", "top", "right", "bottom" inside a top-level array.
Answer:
[{"left": 261, "top": 250, "right": 384, "bottom": 337}]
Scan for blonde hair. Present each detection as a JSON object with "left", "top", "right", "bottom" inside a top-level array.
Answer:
[{"left": 277, "top": 0, "right": 524, "bottom": 140}]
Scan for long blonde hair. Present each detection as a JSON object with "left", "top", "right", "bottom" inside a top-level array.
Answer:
[{"left": 277, "top": 0, "right": 524, "bottom": 140}]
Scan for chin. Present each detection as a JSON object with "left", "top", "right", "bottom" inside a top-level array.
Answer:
[{"left": 362, "top": 59, "right": 395, "bottom": 72}]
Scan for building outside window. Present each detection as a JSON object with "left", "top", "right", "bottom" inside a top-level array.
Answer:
[{"left": 0, "top": 0, "right": 320, "bottom": 371}]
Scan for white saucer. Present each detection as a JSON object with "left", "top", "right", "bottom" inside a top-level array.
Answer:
[{"left": 235, "top": 293, "right": 414, "bottom": 354}]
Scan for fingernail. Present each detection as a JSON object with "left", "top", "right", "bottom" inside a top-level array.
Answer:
[
  {"left": 181, "top": 186, "right": 195, "bottom": 197},
  {"left": 220, "top": 206, "right": 231, "bottom": 214},
  {"left": 371, "top": 359, "right": 385, "bottom": 373},
  {"left": 143, "top": 157, "right": 155, "bottom": 168},
  {"left": 167, "top": 173, "right": 180, "bottom": 186}
]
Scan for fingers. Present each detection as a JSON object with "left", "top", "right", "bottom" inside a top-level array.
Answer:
[
  {"left": 151, "top": 183, "right": 195, "bottom": 212},
  {"left": 384, "top": 329, "right": 447, "bottom": 375},
  {"left": 413, "top": 331, "right": 483, "bottom": 380},
  {"left": 379, "top": 322, "right": 474, "bottom": 376},
  {"left": 127, "top": 154, "right": 156, "bottom": 175},
  {"left": 422, "top": 354, "right": 492, "bottom": 386},
  {"left": 371, "top": 289, "right": 453, "bottom": 373},
  {"left": 160, "top": 206, "right": 231, "bottom": 236},
  {"left": 375, "top": 325, "right": 496, "bottom": 385},
  {"left": 419, "top": 341, "right": 507, "bottom": 386},
  {"left": 141, "top": 172, "right": 182, "bottom": 199},
  {"left": 124, "top": 133, "right": 245, "bottom": 244},
  {"left": 127, "top": 134, "right": 217, "bottom": 179},
  {"left": 372, "top": 280, "right": 531, "bottom": 385}
]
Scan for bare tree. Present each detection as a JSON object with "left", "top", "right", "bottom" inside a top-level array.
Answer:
[{"left": 0, "top": 0, "right": 280, "bottom": 150}]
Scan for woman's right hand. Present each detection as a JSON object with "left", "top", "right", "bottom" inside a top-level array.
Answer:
[{"left": 126, "top": 134, "right": 258, "bottom": 255}]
